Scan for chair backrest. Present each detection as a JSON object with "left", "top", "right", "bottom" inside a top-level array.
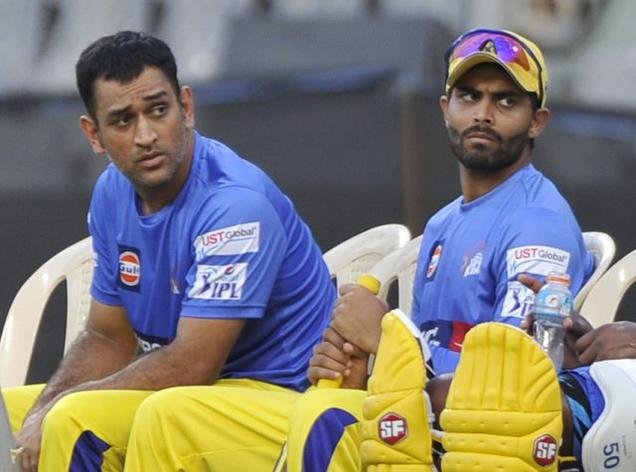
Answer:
[
  {"left": 367, "top": 235, "right": 422, "bottom": 315},
  {"left": 573, "top": 231, "right": 616, "bottom": 312},
  {"left": 0, "top": 237, "right": 93, "bottom": 387},
  {"left": 322, "top": 224, "right": 411, "bottom": 290},
  {"left": 580, "top": 248, "right": 636, "bottom": 328}
]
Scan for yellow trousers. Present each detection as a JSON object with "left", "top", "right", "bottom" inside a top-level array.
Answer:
[{"left": 4, "top": 379, "right": 298, "bottom": 471}]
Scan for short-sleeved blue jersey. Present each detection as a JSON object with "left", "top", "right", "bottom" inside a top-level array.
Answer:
[
  {"left": 412, "top": 164, "right": 595, "bottom": 374},
  {"left": 88, "top": 132, "right": 335, "bottom": 391}
]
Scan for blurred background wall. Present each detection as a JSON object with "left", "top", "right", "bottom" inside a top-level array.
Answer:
[{"left": 1, "top": 0, "right": 634, "bottom": 381}]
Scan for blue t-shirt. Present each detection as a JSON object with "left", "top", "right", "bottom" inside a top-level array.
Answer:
[
  {"left": 88, "top": 132, "right": 335, "bottom": 391},
  {"left": 412, "top": 164, "right": 595, "bottom": 374}
]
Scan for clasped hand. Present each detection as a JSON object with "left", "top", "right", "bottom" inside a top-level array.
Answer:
[{"left": 308, "top": 284, "right": 389, "bottom": 388}]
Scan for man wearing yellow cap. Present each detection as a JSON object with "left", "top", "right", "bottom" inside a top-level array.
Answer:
[{"left": 288, "top": 28, "right": 596, "bottom": 471}]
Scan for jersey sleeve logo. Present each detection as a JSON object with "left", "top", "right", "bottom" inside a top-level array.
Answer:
[
  {"left": 194, "top": 222, "right": 260, "bottom": 260},
  {"left": 188, "top": 263, "right": 248, "bottom": 300},
  {"left": 501, "top": 280, "right": 535, "bottom": 319},
  {"left": 506, "top": 245, "right": 570, "bottom": 277},
  {"left": 118, "top": 246, "right": 141, "bottom": 292}
]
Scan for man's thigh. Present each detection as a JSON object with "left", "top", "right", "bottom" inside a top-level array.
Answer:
[{"left": 127, "top": 379, "right": 300, "bottom": 471}]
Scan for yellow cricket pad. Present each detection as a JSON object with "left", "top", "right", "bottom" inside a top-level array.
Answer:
[
  {"left": 441, "top": 322, "right": 563, "bottom": 471},
  {"left": 361, "top": 310, "right": 433, "bottom": 472}
]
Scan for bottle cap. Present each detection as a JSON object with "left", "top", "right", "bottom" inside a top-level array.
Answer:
[{"left": 545, "top": 272, "right": 571, "bottom": 286}]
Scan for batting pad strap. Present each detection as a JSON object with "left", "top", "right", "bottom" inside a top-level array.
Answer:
[{"left": 582, "top": 360, "right": 636, "bottom": 472}]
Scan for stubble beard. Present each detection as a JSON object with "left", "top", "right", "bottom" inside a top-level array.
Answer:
[
  {"left": 130, "top": 120, "right": 190, "bottom": 191},
  {"left": 447, "top": 124, "right": 530, "bottom": 173}
]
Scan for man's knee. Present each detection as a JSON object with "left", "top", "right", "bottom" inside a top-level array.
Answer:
[
  {"left": 43, "top": 391, "right": 92, "bottom": 432},
  {"left": 133, "top": 387, "right": 202, "bottom": 432},
  {"left": 133, "top": 389, "right": 177, "bottom": 431}
]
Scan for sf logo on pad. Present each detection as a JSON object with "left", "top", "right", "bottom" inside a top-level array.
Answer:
[
  {"left": 533, "top": 434, "right": 558, "bottom": 466},
  {"left": 379, "top": 412, "right": 408, "bottom": 445}
]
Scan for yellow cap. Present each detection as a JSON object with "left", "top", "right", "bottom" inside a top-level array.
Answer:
[{"left": 445, "top": 28, "right": 548, "bottom": 108}]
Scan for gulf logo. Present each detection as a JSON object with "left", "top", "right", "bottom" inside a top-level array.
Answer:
[
  {"left": 119, "top": 251, "right": 141, "bottom": 286},
  {"left": 427, "top": 244, "right": 443, "bottom": 278}
]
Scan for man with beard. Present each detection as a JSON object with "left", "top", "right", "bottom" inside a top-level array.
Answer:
[
  {"left": 4, "top": 31, "right": 335, "bottom": 471},
  {"left": 285, "top": 28, "right": 595, "bottom": 471}
]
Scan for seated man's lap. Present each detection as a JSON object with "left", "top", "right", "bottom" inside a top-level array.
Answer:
[
  {"left": 126, "top": 379, "right": 302, "bottom": 471},
  {"left": 6, "top": 379, "right": 301, "bottom": 470},
  {"left": 287, "top": 388, "right": 366, "bottom": 472},
  {"left": 4, "top": 385, "right": 154, "bottom": 470}
]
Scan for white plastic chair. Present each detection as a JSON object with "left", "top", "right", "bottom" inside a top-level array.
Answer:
[
  {"left": 573, "top": 231, "right": 616, "bottom": 312},
  {"left": 0, "top": 237, "right": 93, "bottom": 387},
  {"left": 367, "top": 235, "right": 422, "bottom": 316},
  {"left": 322, "top": 224, "right": 411, "bottom": 290},
  {"left": 580, "top": 249, "right": 636, "bottom": 328}
]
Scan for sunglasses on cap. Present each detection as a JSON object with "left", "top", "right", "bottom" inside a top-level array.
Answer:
[{"left": 445, "top": 29, "right": 545, "bottom": 107}]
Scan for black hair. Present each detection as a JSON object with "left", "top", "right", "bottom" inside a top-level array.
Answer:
[{"left": 76, "top": 31, "right": 180, "bottom": 120}]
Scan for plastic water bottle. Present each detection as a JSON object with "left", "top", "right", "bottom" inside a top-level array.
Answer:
[{"left": 532, "top": 273, "right": 573, "bottom": 371}]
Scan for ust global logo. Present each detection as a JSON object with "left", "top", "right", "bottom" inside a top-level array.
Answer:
[
  {"left": 118, "top": 246, "right": 141, "bottom": 291},
  {"left": 378, "top": 412, "right": 408, "bottom": 445},
  {"left": 506, "top": 245, "right": 570, "bottom": 278},
  {"left": 533, "top": 434, "right": 557, "bottom": 466},
  {"left": 188, "top": 263, "right": 248, "bottom": 300},
  {"left": 194, "top": 222, "right": 260, "bottom": 260}
]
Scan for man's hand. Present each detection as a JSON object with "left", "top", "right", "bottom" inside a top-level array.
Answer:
[
  {"left": 9, "top": 301, "right": 138, "bottom": 471},
  {"left": 561, "top": 312, "right": 594, "bottom": 368},
  {"left": 576, "top": 321, "right": 636, "bottom": 364},
  {"left": 517, "top": 273, "right": 593, "bottom": 369},
  {"left": 330, "top": 284, "right": 389, "bottom": 354},
  {"left": 308, "top": 327, "right": 368, "bottom": 389},
  {"left": 516, "top": 273, "right": 543, "bottom": 295},
  {"left": 14, "top": 406, "right": 49, "bottom": 472}
]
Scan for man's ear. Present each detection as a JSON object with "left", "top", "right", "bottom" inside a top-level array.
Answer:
[
  {"left": 529, "top": 107, "right": 550, "bottom": 140},
  {"left": 179, "top": 86, "right": 195, "bottom": 129},
  {"left": 79, "top": 115, "right": 106, "bottom": 155},
  {"left": 439, "top": 95, "right": 449, "bottom": 127}
]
